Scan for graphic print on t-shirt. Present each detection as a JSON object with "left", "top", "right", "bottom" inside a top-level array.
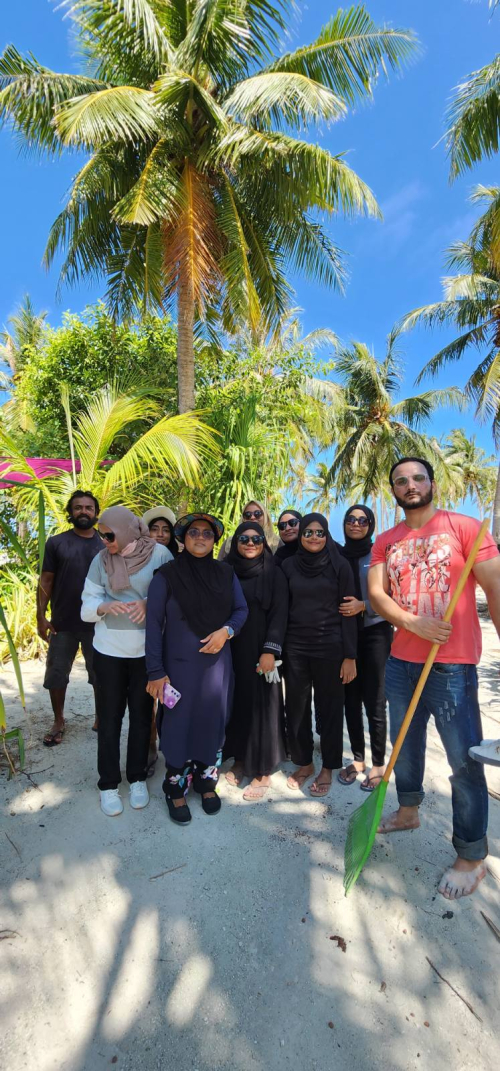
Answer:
[{"left": 386, "top": 532, "right": 452, "bottom": 618}]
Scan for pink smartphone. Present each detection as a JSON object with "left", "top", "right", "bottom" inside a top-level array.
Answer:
[{"left": 163, "top": 682, "right": 181, "bottom": 709}]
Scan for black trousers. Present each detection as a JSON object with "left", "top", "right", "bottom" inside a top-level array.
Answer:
[
  {"left": 344, "top": 621, "right": 392, "bottom": 767},
  {"left": 93, "top": 650, "right": 153, "bottom": 790},
  {"left": 283, "top": 652, "right": 344, "bottom": 769}
]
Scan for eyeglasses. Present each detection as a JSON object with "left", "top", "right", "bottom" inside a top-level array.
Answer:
[
  {"left": 238, "top": 534, "right": 265, "bottom": 546},
  {"left": 345, "top": 515, "right": 369, "bottom": 527},
  {"left": 393, "top": 473, "right": 429, "bottom": 488},
  {"left": 278, "top": 518, "right": 299, "bottom": 531},
  {"left": 186, "top": 528, "right": 214, "bottom": 540},
  {"left": 101, "top": 531, "right": 116, "bottom": 543},
  {"left": 243, "top": 509, "right": 263, "bottom": 520},
  {"left": 303, "top": 528, "right": 326, "bottom": 539}
]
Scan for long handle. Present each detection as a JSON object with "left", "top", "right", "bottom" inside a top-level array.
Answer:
[{"left": 383, "top": 517, "right": 490, "bottom": 784}]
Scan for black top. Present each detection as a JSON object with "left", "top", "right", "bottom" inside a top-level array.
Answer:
[
  {"left": 42, "top": 529, "right": 103, "bottom": 633},
  {"left": 282, "top": 555, "right": 357, "bottom": 659}
]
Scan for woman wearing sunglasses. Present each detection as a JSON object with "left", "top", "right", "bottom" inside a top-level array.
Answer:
[
  {"left": 224, "top": 522, "right": 288, "bottom": 799},
  {"left": 275, "top": 509, "right": 302, "bottom": 564},
  {"left": 281, "top": 513, "right": 358, "bottom": 796},
  {"left": 338, "top": 505, "right": 392, "bottom": 791},
  {"left": 145, "top": 514, "right": 248, "bottom": 824},
  {"left": 81, "top": 506, "right": 172, "bottom": 816},
  {"left": 218, "top": 500, "right": 280, "bottom": 560}
]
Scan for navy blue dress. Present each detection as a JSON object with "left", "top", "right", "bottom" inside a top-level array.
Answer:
[{"left": 145, "top": 572, "right": 248, "bottom": 768}]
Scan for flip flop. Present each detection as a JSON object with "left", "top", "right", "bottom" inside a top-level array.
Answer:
[
  {"left": 309, "top": 779, "right": 332, "bottom": 797},
  {"left": 243, "top": 784, "right": 268, "bottom": 800},
  {"left": 360, "top": 774, "right": 384, "bottom": 793},
  {"left": 338, "top": 763, "right": 364, "bottom": 786},
  {"left": 43, "top": 727, "right": 65, "bottom": 748},
  {"left": 287, "top": 771, "right": 314, "bottom": 790}
]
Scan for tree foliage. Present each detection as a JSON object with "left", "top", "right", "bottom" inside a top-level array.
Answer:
[{"left": 0, "top": 1, "right": 419, "bottom": 410}]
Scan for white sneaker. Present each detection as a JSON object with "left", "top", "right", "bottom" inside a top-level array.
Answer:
[
  {"left": 129, "top": 781, "right": 150, "bottom": 809},
  {"left": 100, "top": 788, "right": 123, "bottom": 817},
  {"left": 469, "top": 739, "right": 500, "bottom": 767}
]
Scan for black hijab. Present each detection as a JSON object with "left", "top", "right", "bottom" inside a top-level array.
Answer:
[
  {"left": 149, "top": 517, "right": 179, "bottom": 557},
  {"left": 294, "top": 513, "right": 344, "bottom": 578},
  {"left": 275, "top": 509, "right": 302, "bottom": 563},
  {"left": 340, "top": 504, "right": 376, "bottom": 600},
  {"left": 226, "top": 521, "right": 275, "bottom": 610},
  {"left": 158, "top": 519, "right": 233, "bottom": 637}
]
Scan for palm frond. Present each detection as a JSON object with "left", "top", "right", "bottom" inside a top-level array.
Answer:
[
  {"left": 267, "top": 6, "right": 419, "bottom": 106},
  {"left": 100, "top": 412, "right": 219, "bottom": 498},
  {"left": 72, "top": 383, "right": 161, "bottom": 485},
  {"left": 55, "top": 85, "right": 160, "bottom": 147},
  {"left": 446, "top": 54, "right": 500, "bottom": 178},
  {"left": 224, "top": 71, "right": 346, "bottom": 128}
]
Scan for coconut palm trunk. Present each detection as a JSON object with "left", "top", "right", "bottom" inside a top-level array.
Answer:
[
  {"left": 177, "top": 269, "right": 196, "bottom": 413},
  {"left": 493, "top": 461, "right": 500, "bottom": 544}
]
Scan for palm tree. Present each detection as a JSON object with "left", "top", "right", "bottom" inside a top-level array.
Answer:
[
  {"left": 445, "top": 2, "right": 500, "bottom": 180},
  {"left": 396, "top": 186, "right": 500, "bottom": 540},
  {"left": 325, "top": 336, "right": 463, "bottom": 512},
  {"left": 0, "top": 2, "right": 418, "bottom": 412},
  {"left": 0, "top": 295, "right": 48, "bottom": 376},
  {"left": 305, "top": 462, "right": 334, "bottom": 514},
  {"left": 0, "top": 382, "right": 217, "bottom": 527},
  {"left": 441, "top": 428, "right": 497, "bottom": 517}
]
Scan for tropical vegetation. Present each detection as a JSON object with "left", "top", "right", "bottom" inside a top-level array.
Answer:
[
  {"left": 397, "top": 186, "right": 500, "bottom": 541},
  {"left": 0, "top": 1, "right": 418, "bottom": 411}
]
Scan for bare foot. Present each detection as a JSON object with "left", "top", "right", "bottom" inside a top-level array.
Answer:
[
  {"left": 310, "top": 767, "right": 333, "bottom": 797},
  {"left": 287, "top": 764, "right": 315, "bottom": 790},
  {"left": 43, "top": 720, "right": 65, "bottom": 747},
  {"left": 438, "top": 858, "right": 487, "bottom": 900},
  {"left": 378, "top": 806, "right": 420, "bottom": 834},
  {"left": 225, "top": 762, "right": 245, "bottom": 787},
  {"left": 243, "top": 776, "right": 270, "bottom": 800},
  {"left": 361, "top": 765, "right": 386, "bottom": 791},
  {"left": 92, "top": 718, "right": 99, "bottom": 732}
]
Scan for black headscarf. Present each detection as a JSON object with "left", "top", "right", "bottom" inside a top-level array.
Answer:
[
  {"left": 294, "top": 513, "right": 344, "bottom": 578},
  {"left": 158, "top": 518, "right": 233, "bottom": 637},
  {"left": 226, "top": 521, "right": 275, "bottom": 610},
  {"left": 340, "top": 504, "right": 376, "bottom": 600},
  {"left": 275, "top": 509, "right": 302, "bottom": 563}
]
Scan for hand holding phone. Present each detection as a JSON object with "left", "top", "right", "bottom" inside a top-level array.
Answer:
[{"left": 163, "top": 682, "right": 181, "bottom": 708}]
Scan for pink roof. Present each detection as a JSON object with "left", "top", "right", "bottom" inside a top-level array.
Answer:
[{"left": 0, "top": 458, "right": 81, "bottom": 488}]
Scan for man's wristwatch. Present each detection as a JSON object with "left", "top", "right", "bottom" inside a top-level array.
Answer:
[{"left": 225, "top": 625, "right": 235, "bottom": 639}]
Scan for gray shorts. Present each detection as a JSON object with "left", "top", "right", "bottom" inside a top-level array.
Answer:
[{"left": 43, "top": 631, "right": 96, "bottom": 690}]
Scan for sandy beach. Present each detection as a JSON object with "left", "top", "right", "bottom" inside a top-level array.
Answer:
[{"left": 1, "top": 617, "right": 499, "bottom": 1071}]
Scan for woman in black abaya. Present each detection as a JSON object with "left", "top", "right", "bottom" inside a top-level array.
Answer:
[{"left": 224, "top": 522, "right": 288, "bottom": 799}]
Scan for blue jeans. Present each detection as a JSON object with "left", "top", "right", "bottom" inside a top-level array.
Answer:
[{"left": 385, "top": 657, "right": 488, "bottom": 861}]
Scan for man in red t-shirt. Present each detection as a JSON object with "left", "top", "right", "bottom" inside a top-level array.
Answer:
[{"left": 369, "top": 457, "right": 500, "bottom": 900}]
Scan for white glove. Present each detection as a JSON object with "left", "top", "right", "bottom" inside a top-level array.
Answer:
[{"left": 264, "top": 659, "right": 282, "bottom": 684}]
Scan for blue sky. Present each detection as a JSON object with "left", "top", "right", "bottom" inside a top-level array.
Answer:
[{"left": 0, "top": 0, "right": 498, "bottom": 465}]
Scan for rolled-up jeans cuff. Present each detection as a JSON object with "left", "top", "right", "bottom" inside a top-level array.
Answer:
[
  {"left": 397, "top": 790, "right": 425, "bottom": 807},
  {"left": 452, "top": 834, "right": 488, "bottom": 862}
]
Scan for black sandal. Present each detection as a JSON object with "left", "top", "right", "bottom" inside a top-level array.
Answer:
[
  {"left": 166, "top": 797, "right": 192, "bottom": 824},
  {"left": 201, "top": 792, "right": 221, "bottom": 816}
]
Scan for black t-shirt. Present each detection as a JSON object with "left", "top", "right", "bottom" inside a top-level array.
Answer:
[
  {"left": 42, "top": 529, "right": 103, "bottom": 633},
  {"left": 282, "top": 557, "right": 358, "bottom": 660}
]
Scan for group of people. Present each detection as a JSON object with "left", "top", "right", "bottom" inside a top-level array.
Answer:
[{"left": 37, "top": 457, "right": 500, "bottom": 900}]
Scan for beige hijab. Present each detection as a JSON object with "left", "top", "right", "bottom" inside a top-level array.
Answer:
[{"left": 100, "top": 506, "right": 156, "bottom": 592}]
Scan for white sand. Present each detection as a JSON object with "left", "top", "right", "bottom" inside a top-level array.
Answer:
[{"left": 1, "top": 620, "right": 499, "bottom": 1071}]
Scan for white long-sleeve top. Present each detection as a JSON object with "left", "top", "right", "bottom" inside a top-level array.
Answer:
[{"left": 81, "top": 544, "right": 171, "bottom": 658}]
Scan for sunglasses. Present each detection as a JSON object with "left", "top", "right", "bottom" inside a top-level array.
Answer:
[
  {"left": 243, "top": 509, "right": 263, "bottom": 520},
  {"left": 393, "top": 473, "right": 429, "bottom": 488},
  {"left": 303, "top": 528, "right": 326, "bottom": 539},
  {"left": 345, "top": 515, "right": 369, "bottom": 527},
  {"left": 186, "top": 528, "right": 214, "bottom": 540},
  {"left": 238, "top": 534, "right": 265, "bottom": 545},
  {"left": 278, "top": 518, "right": 299, "bottom": 531},
  {"left": 101, "top": 531, "right": 116, "bottom": 543}
]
